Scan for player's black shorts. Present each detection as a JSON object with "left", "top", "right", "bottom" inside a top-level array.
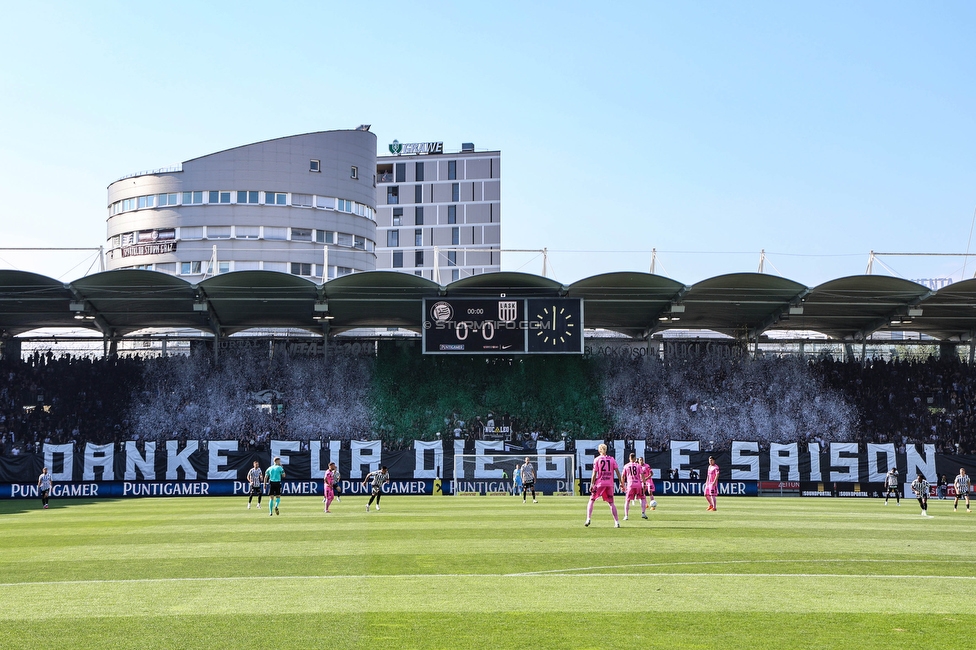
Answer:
[
  {"left": 249, "top": 485, "right": 262, "bottom": 496},
  {"left": 523, "top": 481, "right": 535, "bottom": 489},
  {"left": 268, "top": 481, "right": 282, "bottom": 496}
]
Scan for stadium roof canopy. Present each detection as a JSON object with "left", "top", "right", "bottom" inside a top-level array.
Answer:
[{"left": 2, "top": 269, "right": 976, "bottom": 342}]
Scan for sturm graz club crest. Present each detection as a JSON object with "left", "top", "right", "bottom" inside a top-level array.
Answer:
[
  {"left": 430, "top": 301, "right": 453, "bottom": 322},
  {"left": 497, "top": 301, "right": 518, "bottom": 323},
  {"left": 389, "top": 139, "right": 403, "bottom": 155}
]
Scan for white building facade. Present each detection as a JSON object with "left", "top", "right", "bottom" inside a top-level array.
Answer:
[
  {"left": 375, "top": 142, "right": 501, "bottom": 282},
  {"left": 105, "top": 130, "right": 378, "bottom": 280}
]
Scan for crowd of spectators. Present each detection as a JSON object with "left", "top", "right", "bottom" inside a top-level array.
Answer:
[
  {"left": 2, "top": 351, "right": 976, "bottom": 456},
  {"left": 814, "top": 357, "right": 976, "bottom": 455}
]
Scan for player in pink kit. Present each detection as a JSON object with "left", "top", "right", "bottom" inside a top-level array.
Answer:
[
  {"left": 622, "top": 453, "right": 648, "bottom": 521},
  {"left": 639, "top": 457, "right": 655, "bottom": 509},
  {"left": 704, "top": 456, "right": 719, "bottom": 511},
  {"left": 586, "top": 444, "right": 623, "bottom": 528},
  {"left": 323, "top": 462, "right": 338, "bottom": 513}
]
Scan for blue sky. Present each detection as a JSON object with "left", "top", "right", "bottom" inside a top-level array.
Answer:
[{"left": 1, "top": 1, "right": 974, "bottom": 286}]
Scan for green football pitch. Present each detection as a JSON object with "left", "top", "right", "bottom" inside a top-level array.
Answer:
[{"left": 0, "top": 494, "right": 972, "bottom": 649}]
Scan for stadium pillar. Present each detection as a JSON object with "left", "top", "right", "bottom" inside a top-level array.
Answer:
[
  {"left": 970, "top": 338, "right": 975, "bottom": 364},
  {"left": 939, "top": 341, "right": 957, "bottom": 360}
]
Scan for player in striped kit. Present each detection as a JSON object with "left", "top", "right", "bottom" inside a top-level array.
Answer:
[
  {"left": 953, "top": 468, "right": 971, "bottom": 513},
  {"left": 911, "top": 473, "right": 932, "bottom": 517},
  {"left": 585, "top": 444, "right": 622, "bottom": 528},
  {"left": 245, "top": 460, "right": 263, "bottom": 510},
  {"left": 621, "top": 453, "right": 648, "bottom": 521},
  {"left": 37, "top": 467, "right": 53, "bottom": 509}
]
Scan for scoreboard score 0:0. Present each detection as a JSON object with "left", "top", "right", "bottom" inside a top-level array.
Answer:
[{"left": 422, "top": 297, "right": 583, "bottom": 354}]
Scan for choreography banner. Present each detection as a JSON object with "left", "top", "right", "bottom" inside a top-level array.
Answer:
[{"left": 1, "top": 440, "right": 974, "bottom": 498}]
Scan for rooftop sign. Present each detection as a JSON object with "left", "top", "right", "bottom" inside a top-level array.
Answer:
[{"left": 388, "top": 139, "right": 443, "bottom": 155}]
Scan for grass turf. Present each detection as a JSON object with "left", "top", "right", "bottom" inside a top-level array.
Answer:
[{"left": 0, "top": 494, "right": 972, "bottom": 648}]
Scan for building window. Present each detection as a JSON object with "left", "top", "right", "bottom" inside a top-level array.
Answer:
[
  {"left": 264, "top": 227, "right": 287, "bottom": 240},
  {"left": 337, "top": 233, "right": 353, "bottom": 247},
  {"left": 452, "top": 227, "right": 459, "bottom": 245},
  {"left": 415, "top": 162, "right": 424, "bottom": 182},
  {"left": 209, "top": 191, "right": 231, "bottom": 204},
  {"left": 236, "top": 226, "right": 259, "bottom": 239},
  {"left": 354, "top": 236, "right": 366, "bottom": 250},
  {"left": 291, "top": 262, "right": 312, "bottom": 276},
  {"left": 452, "top": 183, "right": 459, "bottom": 202},
  {"left": 451, "top": 269, "right": 459, "bottom": 282},
  {"left": 183, "top": 191, "right": 204, "bottom": 205},
  {"left": 310, "top": 159, "right": 320, "bottom": 172},
  {"left": 316, "top": 230, "right": 334, "bottom": 244},
  {"left": 415, "top": 250, "right": 424, "bottom": 266},
  {"left": 415, "top": 229, "right": 423, "bottom": 247},
  {"left": 415, "top": 184, "right": 423, "bottom": 203},
  {"left": 395, "top": 163, "right": 406, "bottom": 183},
  {"left": 337, "top": 199, "right": 352, "bottom": 212},
  {"left": 265, "top": 192, "right": 287, "bottom": 205},
  {"left": 137, "top": 195, "right": 155, "bottom": 209},
  {"left": 350, "top": 165, "right": 358, "bottom": 179},
  {"left": 181, "top": 261, "right": 203, "bottom": 275},
  {"left": 448, "top": 160, "right": 457, "bottom": 180},
  {"left": 448, "top": 205, "right": 457, "bottom": 224},
  {"left": 387, "top": 186, "right": 399, "bottom": 205},
  {"left": 291, "top": 228, "right": 312, "bottom": 242},
  {"left": 415, "top": 206, "right": 424, "bottom": 225},
  {"left": 392, "top": 251, "right": 403, "bottom": 268},
  {"left": 336, "top": 266, "right": 353, "bottom": 277},
  {"left": 387, "top": 230, "right": 399, "bottom": 247},
  {"left": 207, "top": 226, "right": 231, "bottom": 239},
  {"left": 448, "top": 251, "right": 456, "bottom": 266},
  {"left": 159, "top": 193, "right": 178, "bottom": 206},
  {"left": 393, "top": 207, "right": 403, "bottom": 226},
  {"left": 218, "top": 261, "right": 230, "bottom": 274},
  {"left": 237, "top": 190, "right": 259, "bottom": 204},
  {"left": 292, "top": 193, "right": 313, "bottom": 207},
  {"left": 180, "top": 226, "right": 203, "bottom": 240}
]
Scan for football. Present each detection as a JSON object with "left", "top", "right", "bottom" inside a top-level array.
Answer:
[{"left": 649, "top": 500, "right": 658, "bottom": 508}]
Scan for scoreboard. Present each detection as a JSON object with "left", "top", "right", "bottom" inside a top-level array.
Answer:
[{"left": 422, "top": 297, "right": 583, "bottom": 354}]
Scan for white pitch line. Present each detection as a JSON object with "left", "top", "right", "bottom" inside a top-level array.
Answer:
[
  {"left": 509, "top": 558, "right": 976, "bottom": 576},
  {"left": 1, "top": 570, "right": 974, "bottom": 588}
]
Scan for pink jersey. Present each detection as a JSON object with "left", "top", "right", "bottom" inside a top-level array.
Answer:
[
  {"left": 705, "top": 464, "right": 720, "bottom": 495},
  {"left": 324, "top": 470, "right": 336, "bottom": 495},
  {"left": 622, "top": 462, "right": 643, "bottom": 490},
  {"left": 592, "top": 455, "right": 619, "bottom": 488},
  {"left": 641, "top": 464, "right": 655, "bottom": 493}
]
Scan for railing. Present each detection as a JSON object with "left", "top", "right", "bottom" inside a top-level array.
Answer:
[{"left": 114, "top": 165, "right": 183, "bottom": 182}]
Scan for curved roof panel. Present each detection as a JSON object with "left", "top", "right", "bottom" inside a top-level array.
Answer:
[
  {"left": 445, "top": 272, "right": 564, "bottom": 296},
  {"left": 72, "top": 270, "right": 203, "bottom": 335},
  {"left": 324, "top": 271, "right": 440, "bottom": 331},
  {"left": 0, "top": 270, "right": 80, "bottom": 336},
  {"left": 198, "top": 271, "right": 319, "bottom": 334},
  {"left": 567, "top": 272, "right": 687, "bottom": 335},
  {"left": 786, "top": 275, "right": 932, "bottom": 340},
  {"left": 676, "top": 273, "right": 808, "bottom": 335}
]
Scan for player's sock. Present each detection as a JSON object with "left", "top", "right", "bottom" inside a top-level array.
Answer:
[
  {"left": 610, "top": 502, "right": 619, "bottom": 522},
  {"left": 586, "top": 499, "right": 595, "bottom": 521}
]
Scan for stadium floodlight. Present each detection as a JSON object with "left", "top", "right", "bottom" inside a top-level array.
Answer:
[
  {"left": 908, "top": 308, "right": 923, "bottom": 317},
  {"left": 452, "top": 452, "right": 577, "bottom": 497}
]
